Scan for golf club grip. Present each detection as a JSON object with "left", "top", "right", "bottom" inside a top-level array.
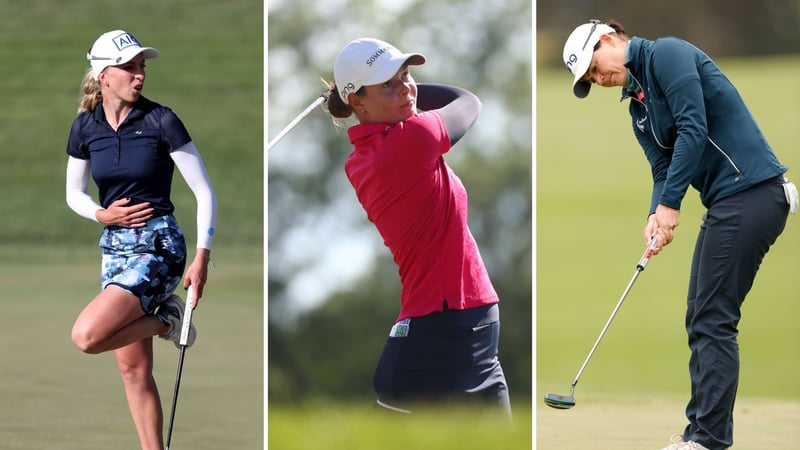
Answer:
[
  {"left": 636, "top": 236, "right": 659, "bottom": 271},
  {"left": 179, "top": 286, "right": 195, "bottom": 347}
]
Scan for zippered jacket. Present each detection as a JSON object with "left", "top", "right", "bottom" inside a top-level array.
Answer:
[{"left": 623, "top": 37, "right": 786, "bottom": 213}]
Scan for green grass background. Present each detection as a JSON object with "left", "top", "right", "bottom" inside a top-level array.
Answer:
[
  {"left": 270, "top": 402, "right": 532, "bottom": 450},
  {"left": 0, "top": 1, "right": 263, "bottom": 448},
  {"left": 537, "top": 56, "right": 800, "bottom": 447}
]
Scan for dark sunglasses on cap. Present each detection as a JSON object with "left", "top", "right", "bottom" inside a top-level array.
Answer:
[{"left": 581, "top": 19, "right": 606, "bottom": 51}]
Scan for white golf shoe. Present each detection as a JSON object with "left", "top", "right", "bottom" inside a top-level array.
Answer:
[
  {"left": 157, "top": 294, "right": 196, "bottom": 349},
  {"left": 660, "top": 434, "right": 711, "bottom": 450}
]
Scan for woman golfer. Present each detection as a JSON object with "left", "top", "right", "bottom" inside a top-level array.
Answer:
[
  {"left": 323, "top": 38, "right": 511, "bottom": 415},
  {"left": 563, "top": 20, "right": 796, "bottom": 450},
  {"left": 66, "top": 30, "right": 217, "bottom": 449}
]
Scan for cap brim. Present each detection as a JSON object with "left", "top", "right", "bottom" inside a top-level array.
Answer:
[
  {"left": 108, "top": 46, "right": 159, "bottom": 66},
  {"left": 141, "top": 47, "right": 159, "bottom": 59},
  {"left": 124, "top": 46, "right": 159, "bottom": 62},
  {"left": 364, "top": 53, "right": 426, "bottom": 86},
  {"left": 572, "top": 79, "right": 591, "bottom": 98},
  {"left": 568, "top": 51, "right": 592, "bottom": 98}
]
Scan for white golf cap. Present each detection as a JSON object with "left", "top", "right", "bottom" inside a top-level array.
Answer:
[
  {"left": 333, "top": 38, "right": 426, "bottom": 104},
  {"left": 87, "top": 30, "right": 159, "bottom": 80},
  {"left": 563, "top": 20, "right": 615, "bottom": 98}
]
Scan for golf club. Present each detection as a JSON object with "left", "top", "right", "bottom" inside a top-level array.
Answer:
[
  {"left": 267, "top": 93, "right": 329, "bottom": 151},
  {"left": 165, "top": 286, "right": 196, "bottom": 450},
  {"left": 544, "top": 235, "right": 659, "bottom": 410}
]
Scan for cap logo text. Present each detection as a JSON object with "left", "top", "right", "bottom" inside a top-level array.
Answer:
[
  {"left": 113, "top": 33, "right": 141, "bottom": 52},
  {"left": 366, "top": 46, "right": 391, "bottom": 67},
  {"left": 565, "top": 53, "right": 578, "bottom": 71},
  {"left": 340, "top": 82, "right": 356, "bottom": 100}
]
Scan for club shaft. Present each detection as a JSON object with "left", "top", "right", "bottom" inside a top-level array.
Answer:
[
  {"left": 570, "top": 236, "right": 658, "bottom": 389},
  {"left": 165, "top": 347, "right": 186, "bottom": 450},
  {"left": 570, "top": 268, "right": 642, "bottom": 388},
  {"left": 165, "top": 286, "right": 195, "bottom": 449},
  {"left": 267, "top": 95, "right": 327, "bottom": 151}
]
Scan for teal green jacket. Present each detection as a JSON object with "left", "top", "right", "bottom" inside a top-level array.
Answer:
[{"left": 623, "top": 37, "right": 786, "bottom": 214}]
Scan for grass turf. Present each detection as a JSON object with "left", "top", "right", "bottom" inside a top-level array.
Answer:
[
  {"left": 537, "top": 394, "right": 800, "bottom": 449},
  {"left": 269, "top": 401, "right": 532, "bottom": 450}
]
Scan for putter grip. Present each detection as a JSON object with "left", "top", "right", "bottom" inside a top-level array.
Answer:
[
  {"left": 636, "top": 236, "right": 659, "bottom": 271},
  {"left": 179, "top": 286, "right": 195, "bottom": 346}
]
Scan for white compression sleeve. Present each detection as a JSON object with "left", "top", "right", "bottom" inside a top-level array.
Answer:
[
  {"left": 65, "top": 156, "right": 102, "bottom": 222},
  {"left": 171, "top": 142, "right": 218, "bottom": 250}
]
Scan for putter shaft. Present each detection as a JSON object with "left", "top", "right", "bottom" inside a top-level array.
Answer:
[
  {"left": 165, "top": 286, "right": 196, "bottom": 449},
  {"left": 570, "top": 237, "right": 658, "bottom": 389},
  {"left": 165, "top": 346, "right": 187, "bottom": 450}
]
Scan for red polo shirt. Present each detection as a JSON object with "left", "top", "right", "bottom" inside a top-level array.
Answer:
[{"left": 345, "top": 111, "right": 498, "bottom": 321}]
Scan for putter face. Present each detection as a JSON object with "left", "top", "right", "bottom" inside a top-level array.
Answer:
[{"left": 544, "top": 393, "right": 575, "bottom": 409}]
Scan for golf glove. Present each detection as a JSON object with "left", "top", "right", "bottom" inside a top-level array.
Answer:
[{"left": 783, "top": 177, "right": 798, "bottom": 215}]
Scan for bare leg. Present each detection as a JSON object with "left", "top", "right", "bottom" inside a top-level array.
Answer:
[
  {"left": 115, "top": 337, "right": 164, "bottom": 450},
  {"left": 71, "top": 285, "right": 169, "bottom": 354}
]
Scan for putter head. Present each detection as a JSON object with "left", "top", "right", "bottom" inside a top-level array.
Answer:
[{"left": 544, "top": 392, "right": 575, "bottom": 410}]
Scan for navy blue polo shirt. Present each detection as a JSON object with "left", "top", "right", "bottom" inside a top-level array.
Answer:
[{"left": 66, "top": 96, "right": 192, "bottom": 216}]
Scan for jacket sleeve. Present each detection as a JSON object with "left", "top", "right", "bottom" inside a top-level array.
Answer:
[
  {"left": 650, "top": 38, "right": 709, "bottom": 210},
  {"left": 416, "top": 83, "right": 481, "bottom": 146},
  {"left": 631, "top": 103, "right": 670, "bottom": 216}
]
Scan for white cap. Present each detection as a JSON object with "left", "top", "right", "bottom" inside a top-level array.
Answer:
[
  {"left": 86, "top": 30, "right": 159, "bottom": 80},
  {"left": 563, "top": 21, "right": 615, "bottom": 98},
  {"left": 333, "top": 38, "right": 426, "bottom": 104}
]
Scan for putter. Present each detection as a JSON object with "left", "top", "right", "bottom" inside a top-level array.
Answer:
[
  {"left": 544, "top": 236, "right": 659, "bottom": 410},
  {"left": 165, "top": 286, "right": 196, "bottom": 450},
  {"left": 267, "top": 94, "right": 329, "bottom": 151}
]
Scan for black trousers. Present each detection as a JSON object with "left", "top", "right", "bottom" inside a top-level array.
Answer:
[{"left": 683, "top": 176, "right": 789, "bottom": 449}]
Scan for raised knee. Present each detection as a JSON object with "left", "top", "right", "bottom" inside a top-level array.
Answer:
[{"left": 71, "top": 324, "right": 102, "bottom": 354}]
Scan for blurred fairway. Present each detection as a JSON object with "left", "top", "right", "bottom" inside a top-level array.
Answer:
[
  {"left": 537, "top": 55, "right": 800, "bottom": 446},
  {"left": 0, "top": 1, "right": 263, "bottom": 448},
  {"left": 269, "top": 402, "right": 532, "bottom": 450}
]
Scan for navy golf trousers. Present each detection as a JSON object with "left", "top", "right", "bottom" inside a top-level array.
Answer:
[
  {"left": 372, "top": 303, "right": 511, "bottom": 416},
  {"left": 682, "top": 176, "right": 789, "bottom": 450}
]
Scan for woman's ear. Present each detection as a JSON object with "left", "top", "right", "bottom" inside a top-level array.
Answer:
[
  {"left": 348, "top": 94, "right": 364, "bottom": 112},
  {"left": 97, "top": 70, "right": 109, "bottom": 87},
  {"left": 600, "top": 33, "right": 615, "bottom": 46}
]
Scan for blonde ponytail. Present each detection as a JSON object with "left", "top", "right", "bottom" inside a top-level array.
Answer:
[{"left": 77, "top": 69, "right": 102, "bottom": 113}]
